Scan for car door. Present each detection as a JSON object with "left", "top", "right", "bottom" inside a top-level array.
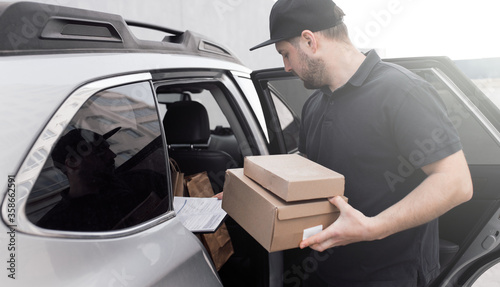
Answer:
[
  {"left": 251, "top": 68, "right": 309, "bottom": 155},
  {"left": 3, "top": 73, "right": 222, "bottom": 287},
  {"left": 251, "top": 57, "right": 500, "bottom": 287}
]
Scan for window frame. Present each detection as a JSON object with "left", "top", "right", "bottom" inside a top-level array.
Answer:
[{"left": 2, "top": 73, "right": 176, "bottom": 239}]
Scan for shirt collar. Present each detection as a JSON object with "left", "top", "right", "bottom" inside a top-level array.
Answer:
[
  {"left": 348, "top": 49, "right": 381, "bottom": 87},
  {"left": 320, "top": 49, "right": 381, "bottom": 96}
]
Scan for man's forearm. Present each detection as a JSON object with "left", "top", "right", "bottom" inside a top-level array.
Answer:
[
  {"left": 368, "top": 150, "right": 473, "bottom": 241},
  {"left": 300, "top": 150, "right": 473, "bottom": 251}
]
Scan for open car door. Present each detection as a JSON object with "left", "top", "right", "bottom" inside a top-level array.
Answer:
[
  {"left": 251, "top": 57, "right": 500, "bottom": 287},
  {"left": 251, "top": 68, "right": 309, "bottom": 155}
]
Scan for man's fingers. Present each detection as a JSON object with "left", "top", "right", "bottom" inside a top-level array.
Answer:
[
  {"left": 299, "top": 197, "right": 354, "bottom": 250},
  {"left": 301, "top": 233, "right": 337, "bottom": 252},
  {"left": 212, "top": 192, "right": 223, "bottom": 200},
  {"left": 329, "top": 196, "right": 348, "bottom": 211},
  {"left": 300, "top": 233, "right": 322, "bottom": 249},
  {"left": 300, "top": 226, "right": 336, "bottom": 250}
]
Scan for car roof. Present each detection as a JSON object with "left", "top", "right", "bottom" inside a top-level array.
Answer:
[{"left": 0, "top": 1, "right": 241, "bottom": 64}]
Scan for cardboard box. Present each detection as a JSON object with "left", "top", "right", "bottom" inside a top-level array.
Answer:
[
  {"left": 244, "top": 154, "right": 344, "bottom": 202},
  {"left": 222, "top": 169, "right": 344, "bottom": 252}
]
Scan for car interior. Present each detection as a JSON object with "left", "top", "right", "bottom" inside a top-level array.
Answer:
[
  {"left": 156, "top": 82, "right": 270, "bottom": 287},
  {"left": 158, "top": 87, "right": 240, "bottom": 194}
]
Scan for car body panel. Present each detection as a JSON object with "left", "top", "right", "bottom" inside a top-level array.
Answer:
[{"left": 2, "top": 218, "right": 221, "bottom": 286}]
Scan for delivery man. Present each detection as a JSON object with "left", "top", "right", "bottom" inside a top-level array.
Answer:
[{"left": 250, "top": 0, "right": 473, "bottom": 286}]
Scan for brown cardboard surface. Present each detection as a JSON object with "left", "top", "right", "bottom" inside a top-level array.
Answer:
[
  {"left": 222, "top": 168, "right": 343, "bottom": 252},
  {"left": 243, "top": 154, "right": 345, "bottom": 202}
]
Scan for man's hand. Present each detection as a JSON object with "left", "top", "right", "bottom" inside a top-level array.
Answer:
[
  {"left": 299, "top": 196, "right": 379, "bottom": 252},
  {"left": 212, "top": 192, "right": 223, "bottom": 200}
]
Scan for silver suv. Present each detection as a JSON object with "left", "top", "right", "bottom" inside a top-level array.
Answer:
[{"left": 1, "top": 2, "right": 500, "bottom": 287}]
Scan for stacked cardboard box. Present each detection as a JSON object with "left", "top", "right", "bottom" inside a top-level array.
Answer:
[{"left": 222, "top": 154, "right": 345, "bottom": 252}]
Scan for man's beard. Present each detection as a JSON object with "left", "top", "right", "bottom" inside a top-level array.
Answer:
[{"left": 297, "top": 48, "right": 327, "bottom": 90}]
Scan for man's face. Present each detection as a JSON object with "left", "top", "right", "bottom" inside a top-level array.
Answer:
[
  {"left": 81, "top": 141, "right": 116, "bottom": 178},
  {"left": 276, "top": 40, "right": 326, "bottom": 89},
  {"left": 67, "top": 138, "right": 117, "bottom": 181}
]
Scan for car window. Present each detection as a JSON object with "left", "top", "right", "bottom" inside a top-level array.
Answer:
[
  {"left": 158, "top": 90, "right": 230, "bottom": 130},
  {"left": 157, "top": 82, "right": 244, "bottom": 166},
  {"left": 472, "top": 78, "right": 500, "bottom": 110},
  {"left": 191, "top": 91, "right": 230, "bottom": 130},
  {"left": 26, "top": 82, "right": 170, "bottom": 232},
  {"left": 266, "top": 78, "right": 313, "bottom": 153},
  {"left": 271, "top": 92, "right": 294, "bottom": 129},
  {"left": 270, "top": 91, "right": 300, "bottom": 154},
  {"left": 268, "top": 78, "right": 314, "bottom": 119}
]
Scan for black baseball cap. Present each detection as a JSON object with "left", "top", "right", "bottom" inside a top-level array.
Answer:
[
  {"left": 51, "top": 127, "right": 120, "bottom": 166},
  {"left": 250, "top": 0, "right": 342, "bottom": 51}
]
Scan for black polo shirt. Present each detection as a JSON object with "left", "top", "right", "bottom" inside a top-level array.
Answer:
[{"left": 299, "top": 50, "right": 462, "bottom": 286}]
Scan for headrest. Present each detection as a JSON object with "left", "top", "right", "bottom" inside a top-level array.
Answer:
[{"left": 164, "top": 101, "right": 210, "bottom": 145}]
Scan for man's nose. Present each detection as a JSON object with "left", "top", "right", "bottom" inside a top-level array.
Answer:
[{"left": 283, "top": 59, "right": 293, "bottom": 73}]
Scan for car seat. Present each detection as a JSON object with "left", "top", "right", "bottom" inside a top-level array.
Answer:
[{"left": 163, "top": 101, "right": 237, "bottom": 194}]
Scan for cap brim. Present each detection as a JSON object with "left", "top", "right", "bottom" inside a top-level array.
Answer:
[
  {"left": 103, "top": 126, "right": 121, "bottom": 139},
  {"left": 250, "top": 37, "right": 286, "bottom": 51}
]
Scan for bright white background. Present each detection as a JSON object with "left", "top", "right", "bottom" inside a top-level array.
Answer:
[
  {"left": 337, "top": 0, "right": 500, "bottom": 60},
  {"left": 252, "top": 0, "right": 500, "bottom": 68}
]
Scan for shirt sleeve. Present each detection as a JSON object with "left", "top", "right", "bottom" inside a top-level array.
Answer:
[{"left": 391, "top": 82, "right": 462, "bottom": 169}]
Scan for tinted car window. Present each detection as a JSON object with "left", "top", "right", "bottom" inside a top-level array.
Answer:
[
  {"left": 26, "top": 82, "right": 170, "bottom": 232},
  {"left": 266, "top": 79, "right": 312, "bottom": 153}
]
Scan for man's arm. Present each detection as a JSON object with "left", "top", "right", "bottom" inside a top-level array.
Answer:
[{"left": 299, "top": 150, "right": 473, "bottom": 251}]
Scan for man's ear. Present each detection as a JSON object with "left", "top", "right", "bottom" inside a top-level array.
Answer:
[{"left": 301, "top": 30, "right": 318, "bottom": 53}]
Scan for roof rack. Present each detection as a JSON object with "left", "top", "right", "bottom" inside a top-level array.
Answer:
[
  {"left": 125, "top": 20, "right": 184, "bottom": 37},
  {"left": 0, "top": 1, "right": 241, "bottom": 63}
]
